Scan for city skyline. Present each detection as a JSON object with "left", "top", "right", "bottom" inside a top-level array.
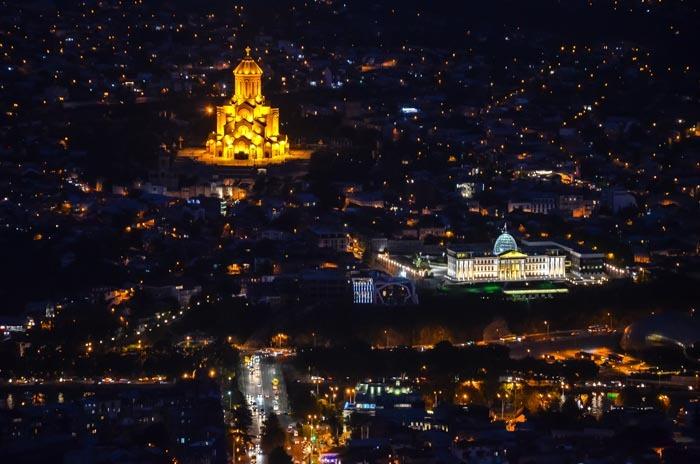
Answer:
[{"left": 0, "top": 1, "right": 699, "bottom": 463}]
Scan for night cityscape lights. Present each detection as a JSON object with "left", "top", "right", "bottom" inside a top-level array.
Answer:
[{"left": 0, "top": 1, "right": 699, "bottom": 463}]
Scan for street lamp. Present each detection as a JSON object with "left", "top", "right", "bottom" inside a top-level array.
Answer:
[
  {"left": 496, "top": 393, "right": 505, "bottom": 419},
  {"left": 544, "top": 320, "right": 549, "bottom": 339},
  {"left": 433, "top": 390, "right": 442, "bottom": 408},
  {"left": 346, "top": 387, "right": 356, "bottom": 404}
]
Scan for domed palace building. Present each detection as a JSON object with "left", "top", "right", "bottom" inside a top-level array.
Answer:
[{"left": 446, "top": 225, "right": 566, "bottom": 282}]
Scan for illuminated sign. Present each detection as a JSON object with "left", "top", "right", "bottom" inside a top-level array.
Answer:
[
  {"left": 320, "top": 453, "right": 341, "bottom": 464},
  {"left": 355, "top": 403, "right": 377, "bottom": 410}
]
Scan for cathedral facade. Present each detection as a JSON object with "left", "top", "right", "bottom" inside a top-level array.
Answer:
[{"left": 204, "top": 47, "right": 289, "bottom": 164}]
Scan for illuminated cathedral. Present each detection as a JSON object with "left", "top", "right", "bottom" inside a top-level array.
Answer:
[{"left": 202, "top": 47, "right": 289, "bottom": 164}]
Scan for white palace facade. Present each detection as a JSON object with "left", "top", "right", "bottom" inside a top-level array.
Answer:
[{"left": 446, "top": 227, "right": 566, "bottom": 283}]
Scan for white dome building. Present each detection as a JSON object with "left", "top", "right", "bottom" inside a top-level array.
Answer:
[
  {"left": 493, "top": 226, "right": 518, "bottom": 255},
  {"left": 446, "top": 224, "right": 566, "bottom": 283}
]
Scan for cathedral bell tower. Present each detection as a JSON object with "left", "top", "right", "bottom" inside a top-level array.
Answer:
[{"left": 232, "top": 46, "right": 263, "bottom": 103}]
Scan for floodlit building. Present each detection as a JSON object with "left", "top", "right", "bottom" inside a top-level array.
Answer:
[
  {"left": 507, "top": 196, "right": 556, "bottom": 215},
  {"left": 182, "top": 47, "right": 289, "bottom": 165},
  {"left": 520, "top": 239, "right": 605, "bottom": 280},
  {"left": 446, "top": 226, "right": 566, "bottom": 283}
]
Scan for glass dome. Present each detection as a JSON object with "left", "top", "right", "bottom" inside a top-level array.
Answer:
[{"left": 493, "top": 226, "right": 518, "bottom": 255}]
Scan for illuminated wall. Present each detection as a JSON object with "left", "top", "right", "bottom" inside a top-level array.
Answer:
[
  {"left": 447, "top": 251, "right": 566, "bottom": 282},
  {"left": 352, "top": 278, "right": 375, "bottom": 304}
]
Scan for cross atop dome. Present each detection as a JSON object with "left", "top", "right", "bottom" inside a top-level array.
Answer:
[{"left": 233, "top": 46, "right": 263, "bottom": 78}]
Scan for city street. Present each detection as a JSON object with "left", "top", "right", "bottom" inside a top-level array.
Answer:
[
  {"left": 506, "top": 330, "right": 620, "bottom": 359},
  {"left": 239, "top": 351, "right": 291, "bottom": 464}
]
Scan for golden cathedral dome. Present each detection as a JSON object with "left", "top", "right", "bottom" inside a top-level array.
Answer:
[{"left": 233, "top": 46, "right": 263, "bottom": 75}]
